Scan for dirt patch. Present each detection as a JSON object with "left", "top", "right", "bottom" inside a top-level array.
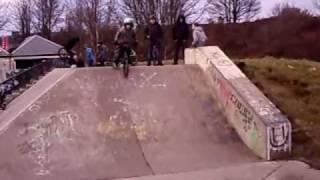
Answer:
[{"left": 238, "top": 57, "right": 320, "bottom": 168}]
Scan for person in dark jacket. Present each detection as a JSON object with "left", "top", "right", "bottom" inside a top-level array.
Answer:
[
  {"left": 145, "top": 15, "right": 164, "bottom": 66},
  {"left": 172, "top": 15, "right": 190, "bottom": 65},
  {"left": 97, "top": 42, "right": 108, "bottom": 66}
]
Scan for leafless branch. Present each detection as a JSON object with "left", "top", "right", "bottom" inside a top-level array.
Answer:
[
  {"left": 33, "top": 0, "right": 64, "bottom": 39},
  {"left": 272, "top": 3, "right": 311, "bottom": 17},
  {"left": 11, "top": 0, "right": 33, "bottom": 37},
  {"left": 207, "top": 0, "right": 261, "bottom": 23},
  {"left": 66, "top": 0, "right": 116, "bottom": 49},
  {"left": 118, "top": 0, "right": 199, "bottom": 25},
  {"left": 0, "top": 3, "right": 9, "bottom": 30}
]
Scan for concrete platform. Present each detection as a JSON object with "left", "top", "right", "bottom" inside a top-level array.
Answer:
[{"left": 0, "top": 66, "right": 258, "bottom": 180}]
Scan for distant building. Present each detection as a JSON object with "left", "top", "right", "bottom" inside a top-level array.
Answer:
[
  {"left": 0, "top": 47, "right": 9, "bottom": 57},
  {"left": 0, "top": 47, "right": 15, "bottom": 82},
  {"left": 12, "top": 35, "right": 63, "bottom": 69},
  {"left": 1, "top": 36, "right": 10, "bottom": 50}
]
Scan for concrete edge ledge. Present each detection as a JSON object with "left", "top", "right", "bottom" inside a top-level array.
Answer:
[
  {"left": 115, "top": 161, "right": 320, "bottom": 180},
  {"left": 0, "top": 69, "right": 75, "bottom": 136},
  {"left": 185, "top": 46, "right": 292, "bottom": 160}
]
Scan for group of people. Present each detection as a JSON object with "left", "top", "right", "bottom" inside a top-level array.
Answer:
[
  {"left": 83, "top": 42, "right": 109, "bottom": 67},
  {"left": 78, "top": 14, "right": 207, "bottom": 68}
]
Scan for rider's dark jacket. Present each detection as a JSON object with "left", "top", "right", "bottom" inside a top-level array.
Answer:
[{"left": 114, "top": 27, "right": 137, "bottom": 48}]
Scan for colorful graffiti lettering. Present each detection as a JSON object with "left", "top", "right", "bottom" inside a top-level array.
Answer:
[
  {"left": 231, "top": 95, "right": 254, "bottom": 132},
  {"left": 214, "top": 77, "right": 232, "bottom": 106}
]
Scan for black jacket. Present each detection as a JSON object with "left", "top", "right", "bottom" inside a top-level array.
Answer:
[
  {"left": 145, "top": 22, "right": 163, "bottom": 43},
  {"left": 172, "top": 16, "right": 190, "bottom": 41}
]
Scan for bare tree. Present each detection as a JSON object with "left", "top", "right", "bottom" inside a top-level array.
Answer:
[
  {"left": 207, "top": 0, "right": 261, "bottom": 23},
  {"left": 0, "top": 3, "right": 9, "bottom": 30},
  {"left": 12, "top": 0, "right": 33, "bottom": 38},
  {"left": 272, "top": 3, "right": 310, "bottom": 17},
  {"left": 66, "top": 0, "right": 116, "bottom": 49},
  {"left": 118, "top": 0, "right": 199, "bottom": 25},
  {"left": 272, "top": 3, "right": 286, "bottom": 17},
  {"left": 33, "top": 0, "right": 64, "bottom": 39}
]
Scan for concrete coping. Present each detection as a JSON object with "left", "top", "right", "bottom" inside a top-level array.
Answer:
[{"left": 185, "top": 46, "right": 292, "bottom": 160}]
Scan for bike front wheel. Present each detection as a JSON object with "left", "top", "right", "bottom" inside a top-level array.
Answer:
[{"left": 123, "top": 55, "right": 129, "bottom": 78}]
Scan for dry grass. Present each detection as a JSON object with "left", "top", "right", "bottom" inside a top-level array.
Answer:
[{"left": 239, "top": 57, "right": 320, "bottom": 167}]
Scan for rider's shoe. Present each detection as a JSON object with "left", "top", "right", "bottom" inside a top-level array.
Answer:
[
  {"left": 113, "top": 62, "right": 119, "bottom": 69},
  {"left": 131, "top": 62, "right": 137, "bottom": 66}
]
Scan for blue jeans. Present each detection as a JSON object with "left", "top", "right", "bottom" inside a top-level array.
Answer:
[
  {"left": 148, "top": 41, "right": 162, "bottom": 65},
  {"left": 87, "top": 60, "right": 94, "bottom": 67}
]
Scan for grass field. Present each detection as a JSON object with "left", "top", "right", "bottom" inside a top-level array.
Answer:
[{"left": 239, "top": 57, "right": 320, "bottom": 168}]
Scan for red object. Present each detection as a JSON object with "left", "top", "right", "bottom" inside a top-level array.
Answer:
[{"left": 1, "top": 36, "right": 9, "bottom": 50}]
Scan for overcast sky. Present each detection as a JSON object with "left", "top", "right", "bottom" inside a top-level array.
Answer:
[
  {"left": 260, "top": 0, "right": 316, "bottom": 17},
  {"left": 0, "top": 0, "right": 317, "bottom": 35}
]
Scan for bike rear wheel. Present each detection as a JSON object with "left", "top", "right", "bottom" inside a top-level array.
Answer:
[{"left": 58, "top": 48, "right": 69, "bottom": 60}]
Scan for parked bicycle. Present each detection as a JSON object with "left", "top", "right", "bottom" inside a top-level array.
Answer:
[{"left": 58, "top": 37, "right": 80, "bottom": 67}]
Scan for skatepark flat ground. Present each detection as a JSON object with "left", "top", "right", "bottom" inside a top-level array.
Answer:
[{"left": 0, "top": 65, "right": 259, "bottom": 180}]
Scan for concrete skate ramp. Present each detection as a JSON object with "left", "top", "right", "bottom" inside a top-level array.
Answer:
[
  {"left": 186, "top": 46, "right": 292, "bottom": 160},
  {"left": 0, "top": 65, "right": 258, "bottom": 179}
]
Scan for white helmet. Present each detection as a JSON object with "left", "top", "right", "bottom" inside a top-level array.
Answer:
[{"left": 123, "top": 17, "right": 134, "bottom": 25}]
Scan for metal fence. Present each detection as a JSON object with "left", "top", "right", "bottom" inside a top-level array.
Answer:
[{"left": 0, "top": 60, "right": 55, "bottom": 109}]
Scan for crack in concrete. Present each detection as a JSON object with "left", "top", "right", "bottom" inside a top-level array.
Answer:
[
  {"left": 127, "top": 107, "right": 155, "bottom": 176},
  {"left": 261, "top": 164, "right": 282, "bottom": 180},
  {"left": 134, "top": 128, "right": 155, "bottom": 176}
]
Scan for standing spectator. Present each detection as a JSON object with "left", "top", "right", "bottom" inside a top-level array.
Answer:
[
  {"left": 172, "top": 15, "right": 190, "bottom": 65},
  {"left": 97, "top": 42, "right": 108, "bottom": 66},
  {"left": 145, "top": 15, "right": 164, "bottom": 66},
  {"left": 191, "top": 23, "right": 207, "bottom": 48},
  {"left": 85, "top": 46, "right": 95, "bottom": 67}
]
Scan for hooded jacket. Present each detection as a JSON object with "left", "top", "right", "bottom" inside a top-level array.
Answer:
[
  {"left": 172, "top": 15, "right": 190, "bottom": 41},
  {"left": 192, "top": 26, "right": 207, "bottom": 46},
  {"left": 85, "top": 47, "right": 95, "bottom": 61}
]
